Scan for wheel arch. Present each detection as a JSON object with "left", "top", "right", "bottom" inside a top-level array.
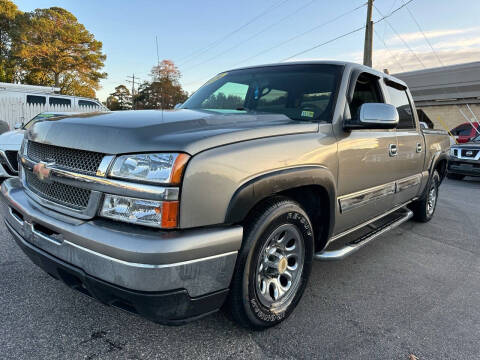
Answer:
[{"left": 225, "top": 166, "right": 336, "bottom": 252}]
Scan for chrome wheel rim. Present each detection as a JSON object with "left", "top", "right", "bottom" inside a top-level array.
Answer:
[
  {"left": 427, "top": 184, "right": 437, "bottom": 216},
  {"left": 255, "top": 224, "right": 305, "bottom": 309}
]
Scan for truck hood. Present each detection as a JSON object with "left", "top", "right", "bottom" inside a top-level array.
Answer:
[
  {"left": 0, "top": 129, "right": 25, "bottom": 146},
  {"left": 27, "top": 109, "right": 319, "bottom": 155}
]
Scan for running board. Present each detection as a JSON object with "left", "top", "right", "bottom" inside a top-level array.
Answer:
[{"left": 314, "top": 208, "right": 413, "bottom": 261}]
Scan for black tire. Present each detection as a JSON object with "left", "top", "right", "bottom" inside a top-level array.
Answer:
[
  {"left": 409, "top": 170, "right": 440, "bottom": 222},
  {"left": 228, "top": 197, "right": 314, "bottom": 330},
  {"left": 447, "top": 173, "right": 464, "bottom": 180}
]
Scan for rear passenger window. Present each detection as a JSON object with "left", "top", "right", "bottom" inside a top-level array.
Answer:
[
  {"left": 78, "top": 100, "right": 98, "bottom": 107},
  {"left": 49, "top": 97, "right": 71, "bottom": 106},
  {"left": 26, "top": 95, "right": 46, "bottom": 105},
  {"left": 386, "top": 85, "right": 415, "bottom": 129}
]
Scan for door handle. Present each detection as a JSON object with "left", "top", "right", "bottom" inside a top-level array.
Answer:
[
  {"left": 416, "top": 143, "right": 422, "bottom": 153},
  {"left": 389, "top": 144, "right": 398, "bottom": 157}
]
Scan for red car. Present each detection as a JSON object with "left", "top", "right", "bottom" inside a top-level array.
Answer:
[{"left": 450, "top": 122, "right": 480, "bottom": 143}]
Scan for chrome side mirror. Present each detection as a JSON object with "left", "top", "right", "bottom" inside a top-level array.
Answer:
[
  {"left": 345, "top": 103, "right": 399, "bottom": 130},
  {"left": 14, "top": 122, "right": 23, "bottom": 130}
]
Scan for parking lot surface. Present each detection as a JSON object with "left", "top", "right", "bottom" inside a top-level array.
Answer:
[{"left": 0, "top": 178, "right": 479, "bottom": 360}]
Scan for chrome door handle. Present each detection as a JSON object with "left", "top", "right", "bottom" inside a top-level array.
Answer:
[
  {"left": 389, "top": 144, "right": 398, "bottom": 157},
  {"left": 416, "top": 143, "right": 422, "bottom": 153}
]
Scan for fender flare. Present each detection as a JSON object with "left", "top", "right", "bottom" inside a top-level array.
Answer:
[{"left": 225, "top": 165, "right": 337, "bottom": 239}]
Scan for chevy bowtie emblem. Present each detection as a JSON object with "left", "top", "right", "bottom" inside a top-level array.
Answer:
[
  {"left": 33, "top": 162, "right": 53, "bottom": 182},
  {"left": 466, "top": 151, "right": 473, "bottom": 156}
]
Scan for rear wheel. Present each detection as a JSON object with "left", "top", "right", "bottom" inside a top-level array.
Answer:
[
  {"left": 409, "top": 170, "right": 440, "bottom": 222},
  {"left": 228, "top": 197, "right": 314, "bottom": 330},
  {"left": 447, "top": 173, "right": 464, "bottom": 180}
]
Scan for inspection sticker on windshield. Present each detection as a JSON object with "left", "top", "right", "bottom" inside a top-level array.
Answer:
[{"left": 301, "top": 110, "right": 314, "bottom": 118}]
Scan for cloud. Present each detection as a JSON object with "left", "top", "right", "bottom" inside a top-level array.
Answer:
[
  {"left": 387, "top": 27, "right": 479, "bottom": 44},
  {"left": 371, "top": 48, "right": 480, "bottom": 74},
  {"left": 372, "top": 27, "right": 480, "bottom": 74}
]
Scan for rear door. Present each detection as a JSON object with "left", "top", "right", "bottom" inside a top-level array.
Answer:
[{"left": 384, "top": 81, "right": 424, "bottom": 204}]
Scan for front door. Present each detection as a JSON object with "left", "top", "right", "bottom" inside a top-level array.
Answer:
[{"left": 335, "top": 73, "right": 399, "bottom": 235}]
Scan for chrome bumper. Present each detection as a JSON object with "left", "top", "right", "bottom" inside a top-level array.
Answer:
[{"left": 1, "top": 178, "right": 242, "bottom": 297}]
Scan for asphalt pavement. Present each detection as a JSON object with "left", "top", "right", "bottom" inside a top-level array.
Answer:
[{"left": 0, "top": 178, "right": 479, "bottom": 359}]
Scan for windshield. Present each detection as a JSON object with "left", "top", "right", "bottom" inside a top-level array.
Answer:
[
  {"left": 182, "top": 64, "right": 342, "bottom": 122},
  {"left": 473, "top": 134, "right": 480, "bottom": 142}
]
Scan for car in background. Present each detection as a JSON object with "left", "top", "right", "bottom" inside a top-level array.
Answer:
[
  {"left": 0, "top": 112, "right": 80, "bottom": 179},
  {"left": 448, "top": 133, "right": 480, "bottom": 180},
  {"left": 450, "top": 122, "right": 480, "bottom": 143}
]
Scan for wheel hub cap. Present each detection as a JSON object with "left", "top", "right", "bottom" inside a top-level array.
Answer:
[{"left": 255, "top": 224, "right": 305, "bottom": 309}]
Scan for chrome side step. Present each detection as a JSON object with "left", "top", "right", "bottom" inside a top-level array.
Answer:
[{"left": 314, "top": 208, "right": 413, "bottom": 261}]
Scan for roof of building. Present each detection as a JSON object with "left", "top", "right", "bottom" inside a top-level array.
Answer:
[{"left": 393, "top": 62, "right": 480, "bottom": 106}]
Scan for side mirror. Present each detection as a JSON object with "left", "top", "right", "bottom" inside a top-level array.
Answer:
[
  {"left": 14, "top": 122, "right": 23, "bottom": 130},
  {"left": 174, "top": 103, "right": 183, "bottom": 109},
  {"left": 345, "top": 103, "right": 399, "bottom": 130}
]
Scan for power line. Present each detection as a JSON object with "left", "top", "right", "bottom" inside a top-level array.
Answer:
[
  {"left": 176, "top": 0, "right": 290, "bottom": 66},
  {"left": 400, "top": 0, "right": 443, "bottom": 66},
  {"left": 373, "top": 1, "right": 425, "bottom": 68},
  {"left": 282, "top": 0, "right": 415, "bottom": 62},
  {"left": 230, "top": 2, "right": 367, "bottom": 68},
  {"left": 373, "top": 28, "right": 405, "bottom": 71},
  {"left": 282, "top": 26, "right": 365, "bottom": 61},
  {"left": 182, "top": 0, "right": 318, "bottom": 73},
  {"left": 183, "top": 0, "right": 413, "bottom": 88}
]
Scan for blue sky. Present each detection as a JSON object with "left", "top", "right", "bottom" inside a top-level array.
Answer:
[{"left": 15, "top": 0, "right": 480, "bottom": 101}]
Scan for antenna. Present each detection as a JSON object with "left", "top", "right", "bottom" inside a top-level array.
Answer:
[{"left": 156, "top": 36, "right": 160, "bottom": 66}]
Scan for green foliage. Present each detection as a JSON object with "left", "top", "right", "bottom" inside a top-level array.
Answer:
[
  {"left": 134, "top": 60, "right": 188, "bottom": 110},
  {"left": 0, "top": 1, "right": 106, "bottom": 97},
  {"left": 0, "top": 0, "right": 21, "bottom": 82},
  {"left": 106, "top": 85, "right": 132, "bottom": 110}
]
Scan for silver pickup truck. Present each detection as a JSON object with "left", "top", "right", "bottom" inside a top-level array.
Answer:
[{"left": 1, "top": 61, "right": 449, "bottom": 329}]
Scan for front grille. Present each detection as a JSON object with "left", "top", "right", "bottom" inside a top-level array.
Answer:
[
  {"left": 5, "top": 150, "right": 18, "bottom": 172},
  {"left": 461, "top": 149, "right": 479, "bottom": 158},
  {"left": 25, "top": 169, "right": 91, "bottom": 209},
  {"left": 27, "top": 141, "right": 104, "bottom": 175}
]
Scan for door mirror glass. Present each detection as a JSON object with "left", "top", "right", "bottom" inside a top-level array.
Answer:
[
  {"left": 14, "top": 122, "right": 23, "bottom": 130},
  {"left": 345, "top": 103, "right": 399, "bottom": 129}
]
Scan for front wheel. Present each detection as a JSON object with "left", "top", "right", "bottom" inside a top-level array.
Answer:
[
  {"left": 409, "top": 170, "right": 440, "bottom": 222},
  {"left": 228, "top": 197, "right": 314, "bottom": 330}
]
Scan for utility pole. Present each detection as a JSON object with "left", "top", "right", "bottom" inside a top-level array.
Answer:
[
  {"left": 363, "top": 0, "right": 374, "bottom": 67},
  {"left": 126, "top": 74, "right": 141, "bottom": 110}
]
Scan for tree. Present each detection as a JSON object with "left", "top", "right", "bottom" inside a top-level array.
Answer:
[
  {"left": 135, "top": 60, "right": 188, "bottom": 109},
  {"left": 13, "top": 6, "right": 106, "bottom": 96},
  {"left": 0, "top": 0, "right": 21, "bottom": 82},
  {"left": 106, "top": 85, "right": 132, "bottom": 110}
]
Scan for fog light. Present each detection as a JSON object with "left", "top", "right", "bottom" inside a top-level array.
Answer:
[{"left": 100, "top": 194, "right": 178, "bottom": 228}]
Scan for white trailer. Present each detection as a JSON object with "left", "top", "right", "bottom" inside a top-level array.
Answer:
[{"left": 0, "top": 82, "right": 108, "bottom": 128}]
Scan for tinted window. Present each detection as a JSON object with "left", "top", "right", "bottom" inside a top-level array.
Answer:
[
  {"left": 201, "top": 82, "right": 248, "bottom": 109},
  {"left": 350, "top": 74, "right": 382, "bottom": 118},
  {"left": 26, "top": 95, "right": 46, "bottom": 105},
  {"left": 386, "top": 85, "right": 415, "bottom": 129},
  {"left": 450, "top": 124, "right": 470, "bottom": 136},
  {"left": 458, "top": 127, "right": 472, "bottom": 136},
  {"left": 49, "top": 97, "right": 71, "bottom": 106},
  {"left": 183, "top": 64, "right": 342, "bottom": 122},
  {"left": 78, "top": 100, "right": 98, "bottom": 107}
]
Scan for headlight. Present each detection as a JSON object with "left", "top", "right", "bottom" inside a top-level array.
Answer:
[
  {"left": 100, "top": 194, "right": 178, "bottom": 228},
  {"left": 109, "top": 153, "right": 189, "bottom": 184}
]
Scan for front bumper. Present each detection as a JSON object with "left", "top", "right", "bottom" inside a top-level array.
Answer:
[
  {"left": 1, "top": 178, "right": 243, "bottom": 323},
  {"left": 448, "top": 158, "right": 480, "bottom": 177}
]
